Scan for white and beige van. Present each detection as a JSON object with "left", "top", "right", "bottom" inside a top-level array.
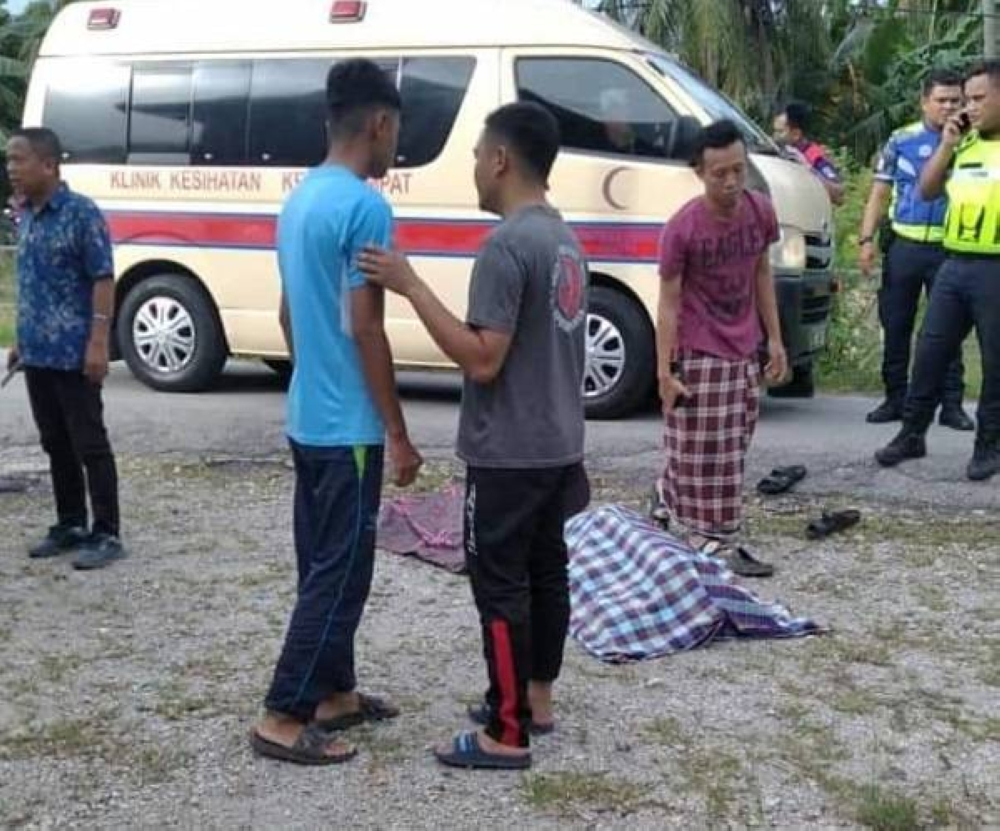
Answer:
[{"left": 24, "top": 0, "right": 834, "bottom": 418}]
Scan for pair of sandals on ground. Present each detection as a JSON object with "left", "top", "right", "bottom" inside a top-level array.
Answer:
[
  {"left": 251, "top": 695, "right": 552, "bottom": 770},
  {"left": 649, "top": 466, "right": 861, "bottom": 578}
]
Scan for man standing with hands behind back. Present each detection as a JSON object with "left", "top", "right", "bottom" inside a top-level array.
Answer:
[
  {"left": 6, "top": 127, "right": 124, "bottom": 571},
  {"left": 858, "top": 69, "right": 973, "bottom": 430}
]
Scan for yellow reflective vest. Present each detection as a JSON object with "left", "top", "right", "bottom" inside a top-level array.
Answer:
[{"left": 943, "top": 132, "right": 1000, "bottom": 256}]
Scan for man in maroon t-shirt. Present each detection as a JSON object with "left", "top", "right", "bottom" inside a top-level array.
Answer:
[{"left": 652, "top": 119, "right": 788, "bottom": 578}]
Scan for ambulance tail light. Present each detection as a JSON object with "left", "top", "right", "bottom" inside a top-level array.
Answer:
[
  {"left": 330, "top": 1, "right": 367, "bottom": 22},
  {"left": 87, "top": 8, "right": 121, "bottom": 30}
]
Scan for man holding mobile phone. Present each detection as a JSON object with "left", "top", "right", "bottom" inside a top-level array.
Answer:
[
  {"left": 652, "top": 120, "right": 787, "bottom": 578},
  {"left": 876, "top": 61, "right": 1000, "bottom": 480}
]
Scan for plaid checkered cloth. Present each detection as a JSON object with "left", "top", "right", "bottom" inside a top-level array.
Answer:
[
  {"left": 566, "top": 506, "right": 820, "bottom": 663},
  {"left": 659, "top": 353, "right": 760, "bottom": 540}
]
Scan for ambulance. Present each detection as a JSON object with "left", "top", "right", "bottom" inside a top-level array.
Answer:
[{"left": 24, "top": 0, "right": 834, "bottom": 418}]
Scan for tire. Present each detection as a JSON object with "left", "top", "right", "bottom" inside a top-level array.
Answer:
[
  {"left": 263, "top": 359, "right": 292, "bottom": 378},
  {"left": 583, "top": 286, "right": 655, "bottom": 420},
  {"left": 117, "top": 274, "right": 227, "bottom": 392},
  {"left": 768, "top": 362, "right": 816, "bottom": 399}
]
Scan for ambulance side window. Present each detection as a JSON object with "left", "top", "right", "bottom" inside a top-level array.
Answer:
[
  {"left": 248, "top": 60, "right": 330, "bottom": 167},
  {"left": 396, "top": 57, "right": 475, "bottom": 168},
  {"left": 516, "top": 58, "right": 683, "bottom": 161},
  {"left": 192, "top": 62, "right": 252, "bottom": 166},
  {"left": 129, "top": 63, "right": 194, "bottom": 164},
  {"left": 43, "top": 60, "right": 130, "bottom": 164}
]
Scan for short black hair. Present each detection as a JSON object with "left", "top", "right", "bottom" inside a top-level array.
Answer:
[
  {"left": 10, "top": 127, "right": 62, "bottom": 164},
  {"left": 782, "top": 101, "right": 811, "bottom": 133},
  {"left": 965, "top": 59, "right": 1000, "bottom": 87},
  {"left": 690, "top": 119, "right": 745, "bottom": 167},
  {"left": 922, "top": 68, "right": 963, "bottom": 96},
  {"left": 325, "top": 59, "right": 401, "bottom": 140},
  {"left": 483, "top": 102, "right": 560, "bottom": 184}
]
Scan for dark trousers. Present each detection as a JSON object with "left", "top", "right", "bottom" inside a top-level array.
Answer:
[
  {"left": 265, "top": 441, "right": 383, "bottom": 722},
  {"left": 879, "top": 238, "right": 964, "bottom": 408},
  {"left": 905, "top": 257, "right": 1000, "bottom": 437},
  {"left": 464, "top": 463, "right": 587, "bottom": 748},
  {"left": 24, "top": 367, "right": 119, "bottom": 537}
]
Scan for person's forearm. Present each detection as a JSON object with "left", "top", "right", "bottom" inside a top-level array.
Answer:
[
  {"left": 920, "top": 145, "right": 954, "bottom": 200},
  {"left": 825, "top": 179, "right": 846, "bottom": 206},
  {"left": 860, "top": 183, "right": 892, "bottom": 240},
  {"left": 355, "top": 330, "right": 408, "bottom": 439},
  {"left": 755, "top": 263, "right": 782, "bottom": 344},
  {"left": 89, "top": 278, "right": 114, "bottom": 344},
  {"left": 656, "top": 283, "right": 680, "bottom": 377},
  {"left": 407, "top": 278, "right": 501, "bottom": 382}
]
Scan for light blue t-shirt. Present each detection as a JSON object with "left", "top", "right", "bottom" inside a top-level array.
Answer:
[{"left": 278, "top": 165, "right": 392, "bottom": 447}]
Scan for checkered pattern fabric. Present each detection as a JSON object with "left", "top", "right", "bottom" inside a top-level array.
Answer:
[
  {"left": 659, "top": 354, "right": 760, "bottom": 540},
  {"left": 566, "top": 506, "right": 820, "bottom": 663}
]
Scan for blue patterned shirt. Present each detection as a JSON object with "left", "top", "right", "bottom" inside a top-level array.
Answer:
[{"left": 16, "top": 183, "right": 114, "bottom": 371}]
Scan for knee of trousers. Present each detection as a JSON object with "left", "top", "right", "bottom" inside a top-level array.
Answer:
[{"left": 39, "top": 434, "right": 76, "bottom": 458}]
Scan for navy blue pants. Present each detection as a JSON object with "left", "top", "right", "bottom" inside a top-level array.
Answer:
[
  {"left": 905, "top": 257, "right": 1000, "bottom": 438},
  {"left": 265, "top": 441, "right": 384, "bottom": 722},
  {"left": 879, "top": 238, "right": 964, "bottom": 408}
]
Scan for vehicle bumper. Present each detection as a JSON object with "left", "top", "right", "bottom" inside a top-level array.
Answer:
[{"left": 775, "top": 268, "right": 835, "bottom": 366}]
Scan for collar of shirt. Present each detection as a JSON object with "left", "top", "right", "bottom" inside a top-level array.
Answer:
[{"left": 26, "top": 181, "right": 71, "bottom": 219}]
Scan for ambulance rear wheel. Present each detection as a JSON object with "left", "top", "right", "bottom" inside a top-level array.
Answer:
[{"left": 118, "top": 274, "right": 228, "bottom": 392}]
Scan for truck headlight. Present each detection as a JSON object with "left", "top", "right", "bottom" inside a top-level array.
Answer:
[{"left": 770, "top": 226, "right": 807, "bottom": 272}]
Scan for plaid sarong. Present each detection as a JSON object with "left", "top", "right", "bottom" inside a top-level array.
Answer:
[
  {"left": 659, "top": 353, "right": 760, "bottom": 540},
  {"left": 566, "top": 506, "right": 820, "bottom": 663}
]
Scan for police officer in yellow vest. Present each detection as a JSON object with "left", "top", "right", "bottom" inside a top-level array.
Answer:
[
  {"left": 859, "top": 69, "right": 973, "bottom": 429},
  {"left": 877, "top": 61, "right": 1000, "bottom": 480}
]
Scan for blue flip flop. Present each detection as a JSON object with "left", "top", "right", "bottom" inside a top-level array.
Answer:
[
  {"left": 467, "top": 702, "right": 555, "bottom": 736},
  {"left": 434, "top": 731, "right": 531, "bottom": 770}
]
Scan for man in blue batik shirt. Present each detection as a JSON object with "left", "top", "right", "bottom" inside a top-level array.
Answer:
[
  {"left": 5, "top": 128, "right": 125, "bottom": 570},
  {"left": 857, "top": 70, "right": 975, "bottom": 430}
]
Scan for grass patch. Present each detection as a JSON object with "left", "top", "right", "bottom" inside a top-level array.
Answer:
[
  {"left": 855, "top": 784, "right": 919, "bottom": 831},
  {"left": 0, "top": 249, "right": 13, "bottom": 347},
  {"left": 522, "top": 772, "right": 648, "bottom": 817}
]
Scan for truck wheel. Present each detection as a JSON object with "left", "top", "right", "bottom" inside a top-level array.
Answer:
[
  {"left": 117, "top": 274, "right": 227, "bottom": 392},
  {"left": 768, "top": 363, "right": 816, "bottom": 398},
  {"left": 583, "top": 286, "right": 655, "bottom": 420}
]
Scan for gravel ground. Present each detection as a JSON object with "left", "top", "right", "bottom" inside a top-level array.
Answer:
[{"left": 0, "top": 444, "right": 998, "bottom": 830}]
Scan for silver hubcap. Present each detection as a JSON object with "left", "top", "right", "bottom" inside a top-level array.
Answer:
[
  {"left": 133, "top": 297, "right": 196, "bottom": 375},
  {"left": 583, "top": 312, "right": 626, "bottom": 400}
]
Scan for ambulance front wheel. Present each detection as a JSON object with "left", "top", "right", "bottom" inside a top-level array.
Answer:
[
  {"left": 583, "top": 286, "right": 655, "bottom": 420},
  {"left": 118, "top": 274, "right": 228, "bottom": 392}
]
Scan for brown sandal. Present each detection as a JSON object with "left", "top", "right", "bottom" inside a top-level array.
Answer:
[{"left": 250, "top": 723, "right": 357, "bottom": 766}]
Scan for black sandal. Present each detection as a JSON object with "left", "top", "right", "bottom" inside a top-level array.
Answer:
[
  {"left": 806, "top": 509, "right": 861, "bottom": 540},
  {"left": 756, "top": 465, "right": 807, "bottom": 496},
  {"left": 314, "top": 693, "right": 399, "bottom": 731},
  {"left": 250, "top": 724, "right": 357, "bottom": 766}
]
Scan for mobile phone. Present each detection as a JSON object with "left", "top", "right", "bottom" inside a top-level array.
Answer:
[
  {"left": 957, "top": 112, "right": 972, "bottom": 133},
  {"left": 669, "top": 360, "right": 692, "bottom": 408}
]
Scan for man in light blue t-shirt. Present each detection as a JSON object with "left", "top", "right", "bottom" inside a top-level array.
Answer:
[{"left": 251, "top": 59, "right": 422, "bottom": 766}]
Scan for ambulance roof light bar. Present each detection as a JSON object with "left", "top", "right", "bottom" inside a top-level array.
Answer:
[
  {"left": 87, "top": 7, "right": 121, "bottom": 30},
  {"left": 330, "top": 1, "right": 367, "bottom": 22}
]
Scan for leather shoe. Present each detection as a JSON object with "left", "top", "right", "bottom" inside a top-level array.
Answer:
[
  {"left": 939, "top": 407, "right": 975, "bottom": 432},
  {"left": 875, "top": 430, "right": 926, "bottom": 467},
  {"left": 866, "top": 400, "right": 903, "bottom": 424}
]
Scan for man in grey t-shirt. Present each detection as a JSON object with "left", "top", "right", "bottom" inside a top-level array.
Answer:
[{"left": 360, "top": 102, "right": 588, "bottom": 770}]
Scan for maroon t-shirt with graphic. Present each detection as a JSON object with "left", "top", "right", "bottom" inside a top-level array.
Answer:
[{"left": 658, "top": 191, "right": 779, "bottom": 360}]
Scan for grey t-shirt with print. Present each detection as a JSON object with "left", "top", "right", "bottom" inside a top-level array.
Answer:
[{"left": 457, "top": 204, "right": 588, "bottom": 469}]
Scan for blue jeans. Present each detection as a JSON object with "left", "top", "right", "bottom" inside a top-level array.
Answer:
[
  {"left": 264, "top": 441, "right": 384, "bottom": 721},
  {"left": 905, "top": 257, "right": 1000, "bottom": 437}
]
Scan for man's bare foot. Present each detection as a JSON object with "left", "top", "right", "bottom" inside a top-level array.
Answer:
[
  {"left": 434, "top": 729, "right": 529, "bottom": 758},
  {"left": 528, "top": 681, "right": 555, "bottom": 728},
  {"left": 253, "top": 713, "right": 355, "bottom": 761}
]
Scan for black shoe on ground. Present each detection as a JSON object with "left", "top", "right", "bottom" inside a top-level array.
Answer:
[
  {"left": 939, "top": 406, "right": 975, "bottom": 432},
  {"left": 866, "top": 400, "right": 904, "bottom": 424},
  {"left": 875, "top": 429, "right": 927, "bottom": 467},
  {"left": 967, "top": 438, "right": 1000, "bottom": 482},
  {"left": 72, "top": 533, "right": 127, "bottom": 571},
  {"left": 28, "top": 523, "right": 89, "bottom": 559}
]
